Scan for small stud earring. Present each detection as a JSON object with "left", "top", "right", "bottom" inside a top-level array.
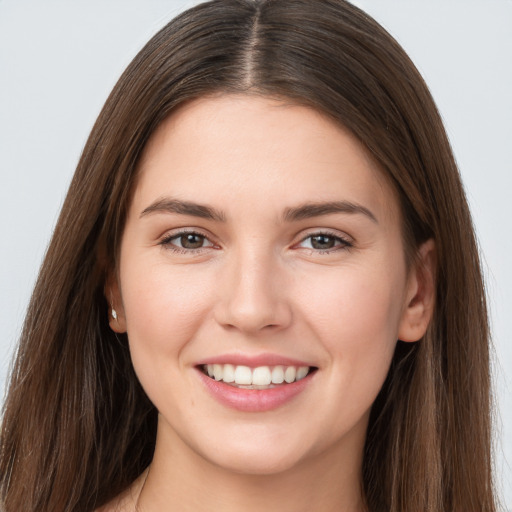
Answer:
[{"left": 112, "top": 308, "right": 118, "bottom": 320}]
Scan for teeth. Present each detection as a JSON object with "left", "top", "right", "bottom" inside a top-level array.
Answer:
[
  {"left": 296, "top": 366, "right": 309, "bottom": 381},
  {"left": 284, "top": 366, "right": 296, "bottom": 383},
  {"left": 213, "top": 364, "right": 223, "bottom": 381},
  {"left": 234, "top": 365, "right": 252, "bottom": 385},
  {"left": 203, "top": 364, "right": 311, "bottom": 386},
  {"left": 252, "top": 366, "right": 272, "bottom": 386},
  {"left": 271, "top": 365, "right": 284, "bottom": 384},
  {"left": 223, "top": 364, "right": 235, "bottom": 383}
]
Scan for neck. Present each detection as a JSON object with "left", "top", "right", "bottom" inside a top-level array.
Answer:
[{"left": 136, "top": 416, "right": 366, "bottom": 512}]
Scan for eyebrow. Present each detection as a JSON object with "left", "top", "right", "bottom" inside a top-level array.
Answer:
[
  {"left": 140, "top": 197, "right": 377, "bottom": 224},
  {"left": 282, "top": 201, "right": 378, "bottom": 224},
  {"left": 140, "top": 198, "right": 226, "bottom": 222}
]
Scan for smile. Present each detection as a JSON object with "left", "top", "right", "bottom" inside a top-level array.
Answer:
[
  {"left": 196, "top": 359, "right": 318, "bottom": 412},
  {"left": 202, "top": 364, "right": 312, "bottom": 388}
]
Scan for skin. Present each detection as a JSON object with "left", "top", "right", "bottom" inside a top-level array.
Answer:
[{"left": 103, "top": 94, "right": 435, "bottom": 512}]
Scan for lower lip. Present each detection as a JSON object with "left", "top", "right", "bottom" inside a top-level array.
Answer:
[{"left": 196, "top": 368, "right": 315, "bottom": 412}]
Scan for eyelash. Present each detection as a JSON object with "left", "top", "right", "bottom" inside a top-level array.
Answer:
[
  {"left": 158, "top": 230, "right": 353, "bottom": 255},
  {"left": 296, "top": 231, "right": 353, "bottom": 254},
  {"left": 159, "top": 230, "right": 215, "bottom": 255}
]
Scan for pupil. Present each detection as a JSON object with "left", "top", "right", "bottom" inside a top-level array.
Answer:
[
  {"left": 311, "top": 235, "right": 334, "bottom": 249},
  {"left": 181, "top": 234, "right": 203, "bottom": 249}
]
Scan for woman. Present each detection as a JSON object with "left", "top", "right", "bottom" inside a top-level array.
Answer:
[{"left": 0, "top": 1, "right": 496, "bottom": 511}]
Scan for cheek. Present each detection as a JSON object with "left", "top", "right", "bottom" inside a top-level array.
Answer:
[
  {"left": 301, "top": 262, "right": 404, "bottom": 341},
  {"left": 297, "top": 263, "right": 405, "bottom": 403},
  {"left": 119, "top": 258, "right": 215, "bottom": 380},
  {"left": 123, "top": 259, "right": 211, "bottom": 331}
]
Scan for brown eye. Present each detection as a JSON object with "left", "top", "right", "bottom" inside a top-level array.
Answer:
[
  {"left": 161, "top": 231, "right": 215, "bottom": 251},
  {"left": 297, "top": 232, "right": 352, "bottom": 253},
  {"left": 310, "top": 234, "right": 336, "bottom": 250},
  {"left": 179, "top": 233, "right": 206, "bottom": 249}
]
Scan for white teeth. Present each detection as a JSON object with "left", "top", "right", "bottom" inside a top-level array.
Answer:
[
  {"left": 223, "top": 364, "right": 235, "bottom": 383},
  {"left": 234, "top": 365, "right": 252, "bottom": 385},
  {"left": 203, "top": 364, "right": 312, "bottom": 386},
  {"left": 213, "top": 364, "right": 223, "bottom": 381},
  {"left": 252, "top": 366, "right": 272, "bottom": 386},
  {"left": 284, "top": 366, "right": 296, "bottom": 383},
  {"left": 271, "top": 365, "right": 285, "bottom": 384},
  {"left": 296, "top": 366, "right": 309, "bottom": 381}
]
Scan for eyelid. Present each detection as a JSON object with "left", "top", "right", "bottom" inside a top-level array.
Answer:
[
  {"left": 158, "top": 228, "right": 219, "bottom": 253},
  {"left": 293, "top": 229, "right": 354, "bottom": 252}
]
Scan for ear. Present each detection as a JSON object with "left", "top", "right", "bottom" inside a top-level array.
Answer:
[
  {"left": 104, "top": 274, "right": 127, "bottom": 334},
  {"left": 398, "top": 239, "right": 436, "bottom": 342}
]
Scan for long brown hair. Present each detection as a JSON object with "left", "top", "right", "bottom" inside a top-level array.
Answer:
[{"left": 0, "top": 1, "right": 495, "bottom": 510}]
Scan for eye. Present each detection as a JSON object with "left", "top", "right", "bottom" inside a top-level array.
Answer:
[
  {"left": 297, "top": 232, "right": 352, "bottom": 252},
  {"left": 160, "top": 231, "right": 215, "bottom": 252}
]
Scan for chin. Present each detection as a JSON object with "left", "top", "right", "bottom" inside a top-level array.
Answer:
[
  {"left": 189, "top": 423, "right": 320, "bottom": 477},
  {"left": 207, "top": 446, "right": 307, "bottom": 476}
]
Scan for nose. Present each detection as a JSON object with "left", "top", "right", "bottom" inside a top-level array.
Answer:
[{"left": 214, "top": 247, "right": 292, "bottom": 334}]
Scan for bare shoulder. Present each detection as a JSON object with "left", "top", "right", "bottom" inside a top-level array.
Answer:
[{"left": 94, "top": 470, "right": 148, "bottom": 512}]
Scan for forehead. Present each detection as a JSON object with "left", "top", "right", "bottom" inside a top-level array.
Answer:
[{"left": 132, "top": 94, "right": 400, "bottom": 225}]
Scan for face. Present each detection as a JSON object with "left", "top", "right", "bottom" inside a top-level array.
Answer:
[{"left": 111, "top": 94, "right": 430, "bottom": 476}]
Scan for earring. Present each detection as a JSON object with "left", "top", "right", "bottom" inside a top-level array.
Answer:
[{"left": 111, "top": 308, "right": 118, "bottom": 320}]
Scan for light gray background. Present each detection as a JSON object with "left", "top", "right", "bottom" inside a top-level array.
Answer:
[{"left": 1, "top": 0, "right": 510, "bottom": 508}]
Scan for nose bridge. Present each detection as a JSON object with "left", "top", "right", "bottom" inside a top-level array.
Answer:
[{"left": 215, "top": 241, "right": 291, "bottom": 333}]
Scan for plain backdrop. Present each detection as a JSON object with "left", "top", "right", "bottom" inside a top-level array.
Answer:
[{"left": 0, "top": 0, "right": 511, "bottom": 508}]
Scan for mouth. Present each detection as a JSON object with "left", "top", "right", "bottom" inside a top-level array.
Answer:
[{"left": 199, "top": 363, "right": 318, "bottom": 390}]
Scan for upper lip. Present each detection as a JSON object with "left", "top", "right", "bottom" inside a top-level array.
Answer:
[{"left": 195, "top": 352, "right": 315, "bottom": 368}]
